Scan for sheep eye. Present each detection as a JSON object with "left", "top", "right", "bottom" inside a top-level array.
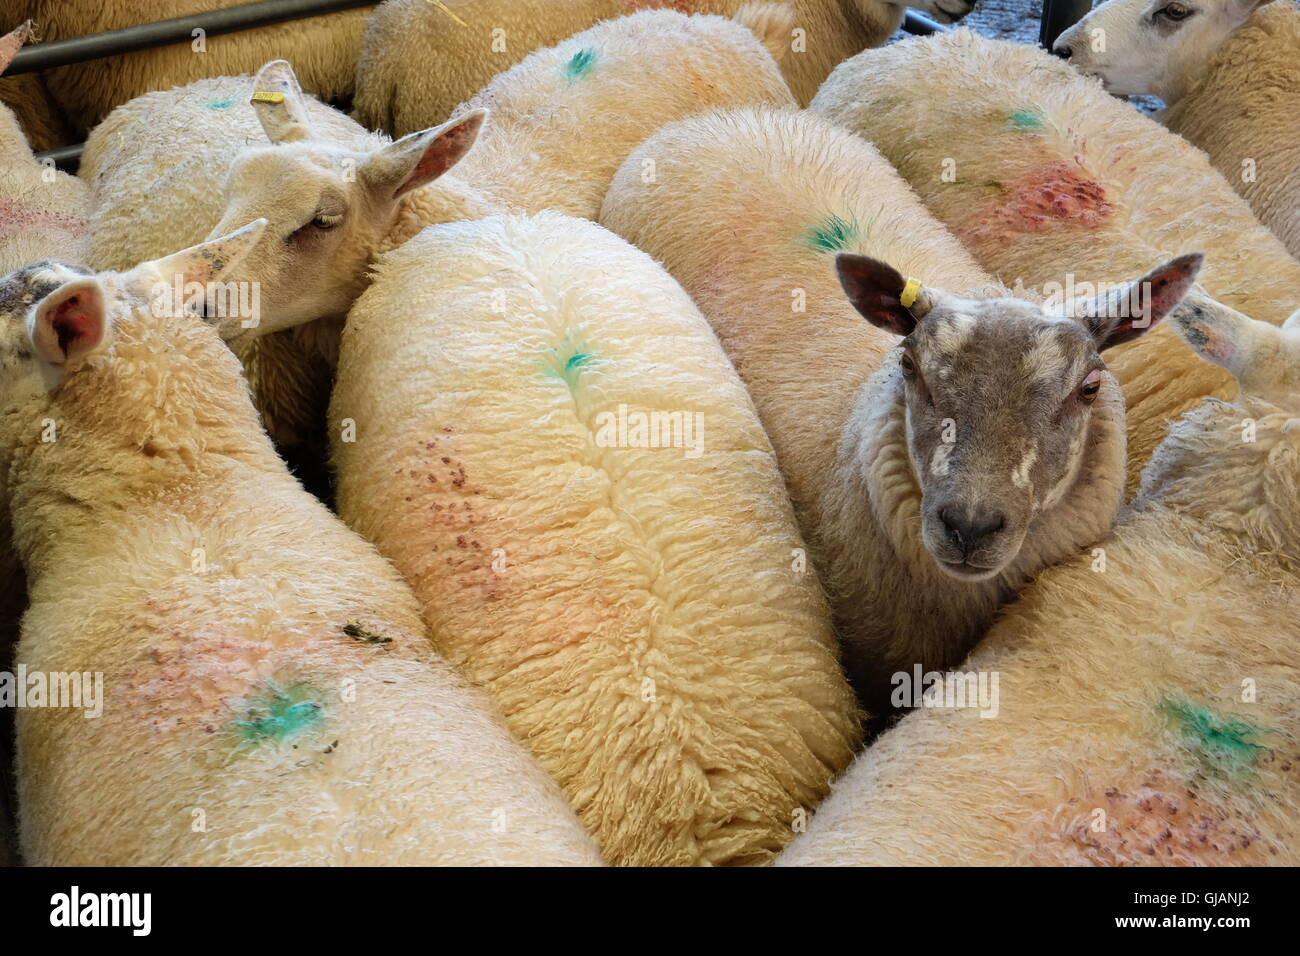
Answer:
[
  {"left": 1079, "top": 369, "right": 1103, "bottom": 404},
  {"left": 311, "top": 213, "right": 343, "bottom": 230},
  {"left": 900, "top": 352, "right": 916, "bottom": 378},
  {"left": 1158, "top": 2, "right": 1192, "bottom": 21}
]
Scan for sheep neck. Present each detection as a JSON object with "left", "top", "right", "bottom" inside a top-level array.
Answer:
[
  {"left": 381, "top": 175, "right": 501, "bottom": 257},
  {"left": 4, "top": 307, "right": 284, "bottom": 580}
]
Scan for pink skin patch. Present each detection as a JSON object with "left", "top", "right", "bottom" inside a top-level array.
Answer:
[
  {"left": 963, "top": 161, "right": 1113, "bottom": 245},
  {"left": 1024, "top": 767, "right": 1273, "bottom": 864},
  {"left": 125, "top": 629, "right": 296, "bottom": 736},
  {"left": 0, "top": 198, "right": 89, "bottom": 242}
]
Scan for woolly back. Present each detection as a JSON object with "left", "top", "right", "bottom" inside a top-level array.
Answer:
[
  {"left": 329, "top": 211, "right": 860, "bottom": 866},
  {"left": 452, "top": 10, "right": 796, "bottom": 218}
]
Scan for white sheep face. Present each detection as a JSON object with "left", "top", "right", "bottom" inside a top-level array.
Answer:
[
  {"left": 837, "top": 252, "right": 1203, "bottom": 582},
  {"left": 204, "top": 60, "right": 485, "bottom": 332},
  {"left": 1053, "top": 0, "right": 1275, "bottom": 103}
]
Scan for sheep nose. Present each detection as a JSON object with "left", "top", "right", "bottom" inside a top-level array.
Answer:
[
  {"left": 1053, "top": 42, "right": 1073, "bottom": 60},
  {"left": 939, "top": 506, "right": 1007, "bottom": 558}
]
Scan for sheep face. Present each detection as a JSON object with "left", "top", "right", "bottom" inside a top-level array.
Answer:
[
  {"left": 837, "top": 252, "right": 1202, "bottom": 581},
  {"left": 204, "top": 60, "right": 485, "bottom": 334},
  {"left": 898, "top": 299, "right": 1118, "bottom": 580},
  {"left": 1053, "top": 0, "right": 1273, "bottom": 103}
]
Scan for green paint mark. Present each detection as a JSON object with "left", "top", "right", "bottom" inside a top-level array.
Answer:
[
  {"left": 207, "top": 98, "right": 236, "bottom": 110},
  {"left": 563, "top": 48, "right": 597, "bottom": 81},
  {"left": 541, "top": 334, "right": 599, "bottom": 391},
  {"left": 1008, "top": 109, "right": 1045, "bottom": 132},
  {"left": 801, "top": 214, "right": 859, "bottom": 253},
  {"left": 1159, "top": 697, "right": 1272, "bottom": 771},
  {"left": 234, "top": 682, "right": 324, "bottom": 744}
]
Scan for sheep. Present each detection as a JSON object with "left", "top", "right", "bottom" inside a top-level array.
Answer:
[
  {"left": 327, "top": 209, "right": 862, "bottom": 866},
  {"left": 0, "top": 19, "right": 90, "bottom": 867},
  {"left": 10, "top": 0, "right": 371, "bottom": 137},
  {"left": 87, "top": 11, "right": 792, "bottom": 456},
  {"left": 0, "top": 23, "right": 88, "bottom": 273},
  {"left": 441, "top": 8, "right": 797, "bottom": 219},
  {"left": 80, "top": 62, "right": 494, "bottom": 464},
  {"left": 811, "top": 28, "right": 1300, "bottom": 491},
  {"left": 0, "top": 225, "right": 604, "bottom": 866},
  {"left": 351, "top": 0, "right": 976, "bottom": 133},
  {"left": 1057, "top": 1, "right": 1300, "bottom": 260},
  {"left": 777, "top": 295, "right": 1300, "bottom": 866},
  {"left": 599, "top": 107, "right": 1200, "bottom": 716}
]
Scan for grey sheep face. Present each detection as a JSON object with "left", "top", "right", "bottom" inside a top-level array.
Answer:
[
  {"left": 204, "top": 60, "right": 486, "bottom": 333},
  {"left": 898, "top": 300, "right": 1111, "bottom": 579},
  {"left": 837, "top": 251, "right": 1203, "bottom": 581}
]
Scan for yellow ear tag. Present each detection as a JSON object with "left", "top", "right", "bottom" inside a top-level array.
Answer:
[
  {"left": 251, "top": 91, "right": 286, "bottom": 104},
  {"left": 899, "top": 278, "right": 922, "bottom": 309}
]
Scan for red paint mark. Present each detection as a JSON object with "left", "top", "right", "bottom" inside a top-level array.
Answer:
[
  {"left": 0, "top": 198, "right": 88, "bottom": 241},
  {"left": 965, "top": 162, "right": 1113, "bottom": 244}
]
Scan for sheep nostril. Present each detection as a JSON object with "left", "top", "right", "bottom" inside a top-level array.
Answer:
[
  {"left": 1053, "top": 43, "right": 1073, "bottom": 60},
  {"left": 939, "top": 507, "right": 1006, "bottom": 558}
]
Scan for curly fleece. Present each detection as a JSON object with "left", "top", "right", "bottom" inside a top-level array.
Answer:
[{"left": 329, "top": 212, "right": 861, "bottom": 866}]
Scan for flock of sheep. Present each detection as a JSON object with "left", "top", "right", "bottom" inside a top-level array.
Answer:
[{"left": 0, "top": 0, "right": 1296, "bottom": 867}]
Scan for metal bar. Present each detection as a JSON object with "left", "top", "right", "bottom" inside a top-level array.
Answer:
[
  {"left": 4, "top": 0, "right": 377, "bottom": 76},
  {"left": 1040, "top": 0, "right": 1093, "bottom": 50},
  {"left": 902, "top": 11, "right": 949, "bottom": 36},
  {"left": 35, "top": 143, "right": 84, "bottom": 173}
]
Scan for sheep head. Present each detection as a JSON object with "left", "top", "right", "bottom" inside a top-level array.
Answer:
[
  {"left": 204, "top": 59, "right": 486, "bottom": 331},
  {"left": 1053, "top": 0, "right": 1274, "bottom": 103},
  {"left": 0, "top": 220, "right": 265, "bottom": 394},
  {"left": 836, "top": 251, "right": 1202, "bottom": 582}
]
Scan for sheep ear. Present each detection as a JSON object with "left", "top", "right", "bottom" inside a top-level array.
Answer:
[
  {"left": 0, "top": 21, "right": 31, "bottom": 73},
  {"left": 29, "top": 278, "right": 109, "bottom": 369},
  {"left": 125, "top": 219, "right": 268, "bottom": 301},
  {"left": 1072, "top": 253, "right": 1203, "bottom": 351},
  {"left": 250, "top": 60, "right": 312, "bottom": 145},
  {"left": 362, "top": 109, "right": 487, "bottom": 201},
  {"left": 1169, "top": 294, "right": 1271, "bottom": 380},
  {"left": 836, "top": 253, "right": 932, "bottom": 336}
]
